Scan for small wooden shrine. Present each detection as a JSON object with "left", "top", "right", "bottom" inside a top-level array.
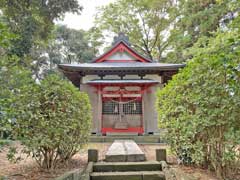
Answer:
[{"left": 59, "top": 33, "right": 184, "bottom": 135}]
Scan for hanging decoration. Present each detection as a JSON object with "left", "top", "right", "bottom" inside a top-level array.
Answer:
[
  {"left": 114, "top": 105, "right": 118, "bottom": 113},
  {"left": 133, "top": 102, "right": 136, "bottom": 111}
]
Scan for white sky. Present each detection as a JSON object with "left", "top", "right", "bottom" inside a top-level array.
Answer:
[{"left": 57, "top": 0, "right": 115, "bottom": 30}]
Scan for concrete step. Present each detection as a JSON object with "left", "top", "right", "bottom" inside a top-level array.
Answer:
[
  {"left": 93, "top": 161, "right": 162, "bottom": 172},
  {"left": 106, "top": 132, "right": 139, "bottom": 136},
  {"left": 90, "top": 135, "right": 161, "bottom": 143},
  {"left": 91, "top": 171, "right": 165, "bottom": 180}
]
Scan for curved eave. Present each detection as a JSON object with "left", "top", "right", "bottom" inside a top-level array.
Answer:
[
  {"left": 61, "top": 70, "right": 81, "bottom": 87},
  {"left": 58, "top": 63, "right": 185, "bottom": 87},
  {"left": 58, "top": 63, "right": 185, "bottom": 72}
]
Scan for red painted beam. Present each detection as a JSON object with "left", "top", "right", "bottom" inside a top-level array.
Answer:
[
  {"left": 101, "top": 127, "right": 144, "bottom": 134},
  {"left": 102, "top": 97, "right": 142, "bottom": 102},
  {"left": 92, "top": 83, "right": 156, "bottom": 94},
  {"left": 89, "top": 83, "right": 157, "bottom": 88},
  {"left": 100, "top": 90, "right": 143, "bottom": 95}
]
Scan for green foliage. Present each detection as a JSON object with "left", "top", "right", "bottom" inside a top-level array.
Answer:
[
  {"left": 166, "top": 0, "right": 237, "bottom": 63},
  {"left": 87, "top": 26, "right": 104, "bottom": 56},
  {"left": 0, "top": 19, "right": 92, "bottom": 170},
  {"left": 0, "top": 0, "right": 84, "bottom": 80},
  {"left": 0, "top": 22, "right": 16, "bottom": 50},
  {"left": 94, "top": 0, "right": 238, "bottom": 63},
  {"left": 8, "top": 74, "right": 92, "bottom": 169},
  {"left": 157, "top": 17, "right": 240, "bottom": 179},
  {"left": 94, "top": 0, "right": 172, "bottom": 61},
  {"left": 29, "top": 25, "right": 96, "bottom": 79},
  {"left": 48, "top": 25, "right": 96, "bottom": 64},
  {"left": 0, "top": 0, "right": 82, "bottom": 57},
  {"left": 0, "top": 56, "right": 34, "bottom": 137},
  {"left": 0, "top": 23, "right": 33, "bottom": 138}
]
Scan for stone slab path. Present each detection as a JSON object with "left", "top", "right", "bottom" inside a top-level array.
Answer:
[{"left": 105, "top": 140, "right": 146, "bottom": 162}]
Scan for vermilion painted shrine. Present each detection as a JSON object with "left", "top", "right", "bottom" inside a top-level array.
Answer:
[{"left": 59, "top": 33, "right": 184, "bottom": 135}]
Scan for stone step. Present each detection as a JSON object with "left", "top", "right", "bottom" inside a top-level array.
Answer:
[
  {"left": 93, "top": 161, "right": 162, "bottom": 172},
  {"left": 91, "top": 171, "right": 165, "bottom": 180},
  {"left": 90, "top": 135, "right": 161, "bottom": 143},
  {"left": 105, "top": 140, "right": 146, "bottom": 162},
  {"left": 106, "top": 132, "right": 139, "bottom": 136}
]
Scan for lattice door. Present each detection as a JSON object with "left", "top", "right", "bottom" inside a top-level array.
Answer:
[{"left": 102, "top": 98, "right": 142, "bottom": 129}]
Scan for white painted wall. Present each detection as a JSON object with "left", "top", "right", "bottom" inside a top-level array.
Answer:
[
  {"left": 143, "top": 85, "right": 163, "bottom": 134},
  {"left": 80, "top": 84, "right": 102, "bottom": 134},
  {"left": 82, "top": 75, "right": 99, "bottom": 84},
  {"left": 107, "top": 51, "right": 136, "bottom": 60}
]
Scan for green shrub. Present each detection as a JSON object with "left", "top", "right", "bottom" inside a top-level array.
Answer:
[
  {"left": 10, "top": 75, "right": 92, "bottom": 169},
  {"left": 157, "top": 23, "right": 240, "bottom": 178},
  {"left": 0, "top": 56, "right": 34, "bottom": 140}
]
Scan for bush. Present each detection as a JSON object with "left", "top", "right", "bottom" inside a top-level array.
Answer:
[
  {"left": 0, "top": 56, "right": 35, "bottom": 140},
  {"left": 157, "top": 25, "right": 240, "bottom": 178},
  {"left": 10, "top": 75, "right": 92, "bottom": 169}
]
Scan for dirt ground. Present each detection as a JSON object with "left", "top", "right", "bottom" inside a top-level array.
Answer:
[{"left": 0, "top": 142, "right": 218, "bottom": 180}]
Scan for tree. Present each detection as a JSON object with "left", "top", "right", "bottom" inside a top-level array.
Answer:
[
  {"left": 87, "top": 26, "right": 104, "bottom": 56},
  {"left": 0, "top": 21, "right": 15, "bottom": 51},
  {"left": 94, "top": 0, "right": 173, "bottom": 61},
  {"left": 49, "top": 25, "right": 96, "bottom": 64},
  {"left": 94, "top": 0, "right": 238, "bottom": 63},
  {"left": 9, "top": 75, "right": 92, "bottom": 169},
  {"left": 0, "top": 56, "right": 34, "bottom": 134},
  {"left": 0, "top": 0, "right": 82, "bottom": 58},
  {"left": 0, "top": 22, "right": 92, "bottom": 170},
  {"left": 165, "top": 0, "right": 237, "bottom": 63},
  {"left": 0, "top": 22, "right": 34, "bottom": 140},
  {"left": 157, "top": 15, "right": 240, "bottom": 179},
  {"left": 30, "top": 25, "right": 97, "bottom": 79},
  {"left": 0, "top": 0, "right": 84, "bottom": 81}
]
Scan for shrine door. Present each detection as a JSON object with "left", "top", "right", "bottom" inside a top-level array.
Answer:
[{"left": 101, "top": 97, "right": 143, "bottom": 134}]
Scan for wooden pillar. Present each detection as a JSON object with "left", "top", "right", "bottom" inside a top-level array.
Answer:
[
  {"left": 141, "top": 86, "right": 145, "bottom": 134},
  {"left": 79, "top": 73, "right": 85, "bottom": 90},
  {"left": 97, "top": 86, "right": 102, "bottom": 135}
]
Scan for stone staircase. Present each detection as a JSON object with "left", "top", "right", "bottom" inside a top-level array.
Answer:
[
  {"left": 55, "top": 141, "right": 168, "bottom": 180},
  {"left": 90, "top": 161, "right": 165, "bottom": 180}
]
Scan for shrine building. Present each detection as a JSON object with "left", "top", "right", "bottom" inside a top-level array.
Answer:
[{"left": 58, "top": 33, "right": 184, "bottom": 136}]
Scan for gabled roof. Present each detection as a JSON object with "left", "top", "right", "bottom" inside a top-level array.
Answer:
[
  {"left": 58, "top": 33, "right": 186, "bottom": 87},
  {"left": 92, "top": 40, "right": 153, "bottom": 63}
]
